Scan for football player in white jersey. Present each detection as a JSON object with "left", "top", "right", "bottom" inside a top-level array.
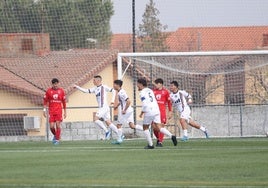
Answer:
[
  {"left": 74, "top": 75, "right": 122, "bottom": 143},
  {"left": 169, "top": 81, "right": 209, "bottom": 141},
  {"left": 137, "top": 78, "right": 177, "bottom": 149},
  {"left": 113, "top": 80, "right": 144, "bottom": 143}
]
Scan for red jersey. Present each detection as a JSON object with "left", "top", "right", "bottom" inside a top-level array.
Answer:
[
  {"left": 43, "top": 87, "right": 66, "bottom": 115},
  {"left": 153, "top": 88, "right": 172, "bottom": 113}
]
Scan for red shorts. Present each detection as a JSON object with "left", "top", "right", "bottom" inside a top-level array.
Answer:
[{"left": 49, "top": 113, "right": 63, "bottom": 123}]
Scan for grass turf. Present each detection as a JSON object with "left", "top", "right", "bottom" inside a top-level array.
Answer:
[{"left": 0, "top": 138, "right": 267, "bottom": 188}]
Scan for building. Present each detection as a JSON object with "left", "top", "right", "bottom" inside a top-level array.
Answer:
[{"left": 0, "top": 33, "right": 126, "bottom": 138}]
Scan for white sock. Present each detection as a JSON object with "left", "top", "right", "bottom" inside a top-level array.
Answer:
[
  {"left": 144, "top": 129, "right": 153, "bottom": 146},
  {"left": 117, "top": 127, "right": 123, "bottom": 138},
  {"left": 109, "top": 123, "right": 118, "bottom": 134},
  {"left": 95, "top": 120, "right": 108, "bottom": 132},
  {"left": 135, "top": 124, "right": 143, "bottom": 131},
  {"left": 183, "top": 129, "right": 188, "bottom": 137},
  {"left": 200, "top": 126, "right": 206, "bottom": 132},
  {"left": 160, "top": 127, "right": 172, "bottom": 138}
]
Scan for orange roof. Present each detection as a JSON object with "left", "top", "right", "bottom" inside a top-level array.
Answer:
[
  {"left": 110, "top": 26, "right": 268, "bottom": 52},
  {"left": 166, "top": 26, "right": 268, "bottom": 52},
  {"left": 110, "top": 34, "right": 133, "bottom": 52},
  {"left": 0, "top": 49, "right": 118, "bottom": 105}
]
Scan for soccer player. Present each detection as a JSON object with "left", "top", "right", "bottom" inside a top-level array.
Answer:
[
  {"left": 169, "top": 81, "right": 209, "bottom": 141},
  {"left": 113, "top": 80, "right": 143, "bottom": 142},
  {"left": 137, "top": 78, "right": 177, "bottom": 149},
  {"left": 43, "top": 78, "right": 67, "bottom": 145},
  {"left": 153, "top": 78, "right": 172, "bottom": 147},
  {"left": 74, "top": 75, "right": 122, "bottom": 143}
]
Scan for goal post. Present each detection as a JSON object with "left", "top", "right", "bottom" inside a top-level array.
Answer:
[{"left": 117, "top": 50, "right": 268, "bottom": 138}]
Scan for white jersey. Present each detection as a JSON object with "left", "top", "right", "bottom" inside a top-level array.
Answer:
[
  {"left": 75, "top": 84, "right": 115, "bottom": 108},
  {"left": 170, "top": 90, "right": 191, "bottom": 113},
  {"left": 89, "top": 85, "right": 115, "bottom": 108},
  {"left": 139, "top": 87, "right": 160, "bottom": 115},
  {"left": 117, "top": 89, "right": 133, "bottom": 113}
]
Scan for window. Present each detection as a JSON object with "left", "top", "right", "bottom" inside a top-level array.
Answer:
[{"left": 0, "top": 114, "right": 27, "bottom": 136}]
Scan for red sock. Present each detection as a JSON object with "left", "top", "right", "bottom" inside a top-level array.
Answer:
[
  {"left": 55, "top": 127, "right": 61, "bottom": 140},
  {"left": 50, "top": 127, "right": 56, "bottom": 136},
  {"left": 154, "top": 130, "right": 159, "bottom": 140},
  {"left": 158, "top": 132, "right": 164, "bottom": 143}
]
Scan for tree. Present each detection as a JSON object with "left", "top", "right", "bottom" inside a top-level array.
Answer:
[
  {"left": 138, "top": 0, "right": 169, "bottom": 52},
  {"left": 0, "top": 0, "right": 114, "bottom": 50}
]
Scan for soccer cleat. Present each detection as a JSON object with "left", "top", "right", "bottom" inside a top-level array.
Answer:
[
  {"left": 111, "top": 140, "right": 121, "bottom": 145},
  {"left": 181, "top": 135, "right": 189, "bottom": 142},
  {"left": 156, "top": 141, "right": 163, "bottom": 147},
  {"left": 52, "top": 136, "right": 56, "bottom": 144},
  {"left": 53, "top": 140, "right": 60, "bottom": 145},
  {"left": 171, "top": 136, "right": 177, "bottom": 146},
  {"left": 144, "top": 145, "right": 154, "bottom": 149},
  {"left": 121, "top": 135, "right": 125, "bottom": 140},
  {"left": 204, "top": 130, "right": 209, "bottom": 138},
  {"left": 105, "top": 131, "right": 111, "bottom": 140}
]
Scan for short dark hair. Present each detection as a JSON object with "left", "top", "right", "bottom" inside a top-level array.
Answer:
[
  {"left": 94, "top": 75, "right": 102, "bottom": 80},
  {"left": 51, "top": 78, "right": 59, "bottom": 84},
  {"left": 137, "top": 78, "right": 147, "bottom": 87},
  {"left": 154, "top": 78, "right": 164, "bottom": 85},
  {"left": 114, "top": 79, "right": 123, "bottom": 87},
  {"left": 170, "top": 81, "right": 179, "bottom": 88}
]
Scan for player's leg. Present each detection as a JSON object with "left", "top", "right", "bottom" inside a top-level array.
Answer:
[
  {"left": 143, "top": 116, "right": 154, "bottom": 149},
  {"left": 54, "top": 121, "right": 61, "bottom": 144},
  {"left": 111, "top": 123, "right": 124, "bottom": 144},
  {"left": 156, "top": 111, "right": 166, "bottom": 147},
  {"left": 49, "top": 114, "right": 57, "bottom": 143},
  {"left": 105, "top": 110, "right": 122, "bottom": 143},
  {"left": 143, "top": 124, "right": 154, "bottom": 149},
  {"left": 49, "top": 121, "right": 56, "bottom": 143},
  {"left": 188, "top": 119, "right": 209, "bottom": 138},
  {"left": 180, "top": 107, "right": 191, "bottom": 141},
  {"left": 128, "top": 111, "right": 143, "bottom": 131},
  {"left": 153, "top": 124, "right": 160, "bottom": 145},
  {"left": 154, "top": 115, "right": 177, "bottom": 146},
  {"left": 179, "top": 118, "right": 189, "bottom": 141},
  {"left": 94, "top": 108, "right": 110, "bottom": 139}
]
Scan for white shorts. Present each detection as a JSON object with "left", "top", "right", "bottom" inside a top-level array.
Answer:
[
  {"left": 180, "top": 106, "right": 191, "bottom": 122},
  {"left": 143, "top": 114, "right": 161, "bottom": 125},
  {"left": 96, "top": 106, "right": 110, "bottom": 121},
  {"left": 118, "top": 110, "right": 134, "bottom": 125}
]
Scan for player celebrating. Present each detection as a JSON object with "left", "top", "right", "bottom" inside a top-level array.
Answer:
[
  {"left": 153, "top": 78, "right": 172, "bottom": 147},
  {"left": 74, "top": 75, "right": 123, "bottom": 143},
  {"left": 169, "top": 81, "right": 209, "bottom": 141},
  {"left": 137, "top": 78, "right": 177, "bottom": 149},
  {"left": 113, "top": 80, "right": 143, "bottom": 143},
  {"left": 43, "top": 78, "right": 67, "bottom": 145}
]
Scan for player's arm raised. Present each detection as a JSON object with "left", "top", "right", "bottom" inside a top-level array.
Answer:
[{"left": 73, "top": 84, "right": 90, "bottom": 93}]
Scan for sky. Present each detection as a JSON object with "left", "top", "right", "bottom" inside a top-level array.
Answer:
[{"left": 110, "top": 0, "right": 268, "bottom": 33}]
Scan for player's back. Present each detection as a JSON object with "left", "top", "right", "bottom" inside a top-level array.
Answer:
[{"left": 140, "top": 88, "right": 160, "bottom": 115}]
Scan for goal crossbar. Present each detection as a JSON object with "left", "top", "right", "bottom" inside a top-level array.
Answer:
[{"left": 117, "top": 50, "right": 268, "bottom": 79}]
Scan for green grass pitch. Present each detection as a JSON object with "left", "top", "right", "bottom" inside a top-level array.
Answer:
[{"left": 0, "top": 138, "right": 267, "bottom": 188}]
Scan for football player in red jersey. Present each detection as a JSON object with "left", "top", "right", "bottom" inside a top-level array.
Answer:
[
  {"left": 43, "top": 78, "right": 67, "bottom": 145},
  {"left": 153, "top": 78, "right": 172, "bottom": 147}
]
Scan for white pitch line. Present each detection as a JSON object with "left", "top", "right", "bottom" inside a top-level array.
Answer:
[{"left": 0, "top": 146, "right": 267, "bottom": 153}]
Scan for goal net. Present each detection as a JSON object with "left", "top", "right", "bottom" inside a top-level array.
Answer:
[{"left": 117, "top": 51, "right": 268, "bottom": 138}]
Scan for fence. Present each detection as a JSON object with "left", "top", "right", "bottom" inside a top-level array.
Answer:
[{"left": 0, "top": 104, "right": 267, "bottom": 142}]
